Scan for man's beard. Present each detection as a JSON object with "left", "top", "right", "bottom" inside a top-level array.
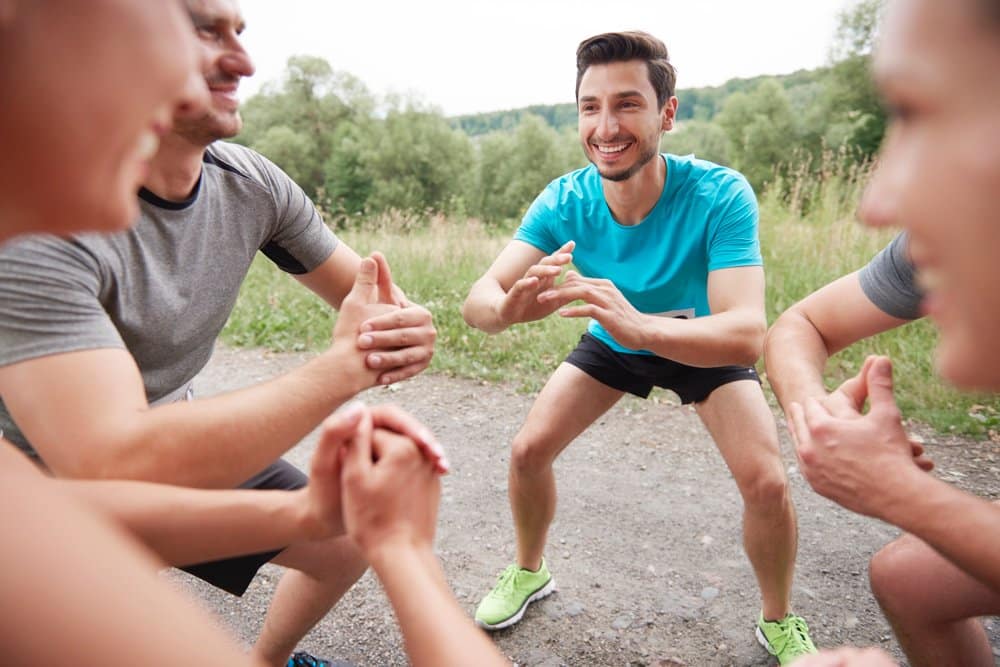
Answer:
[{"left": 587, "top": 136, "right": 659, "bottom": 182}]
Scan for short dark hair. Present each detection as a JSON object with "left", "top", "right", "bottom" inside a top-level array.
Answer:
[{"left": 575, "top": 31, "right": 677, "bottom": 109}]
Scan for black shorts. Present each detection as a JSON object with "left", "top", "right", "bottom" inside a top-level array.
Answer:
[
  {"left": 564, "top": 333, "right": 760, "bottom": 404},
  {"left": 179, "top": 458, "right": 306, "bottom": 596}
]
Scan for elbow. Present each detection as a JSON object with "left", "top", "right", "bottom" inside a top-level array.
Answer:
[{"left": 736, "top": 319, "right": 767, "bottom": 367}]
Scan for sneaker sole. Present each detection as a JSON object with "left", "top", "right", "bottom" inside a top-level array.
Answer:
[
  {"left": 475, "top": 578, "right": 556, "bottom": 631},
  {"left": 755, "top": 626, "right": 777, "bottom": 656}
]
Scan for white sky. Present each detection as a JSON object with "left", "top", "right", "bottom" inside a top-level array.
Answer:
[{"left": 238, "top": 0, "right": 855, "bottom": 116}]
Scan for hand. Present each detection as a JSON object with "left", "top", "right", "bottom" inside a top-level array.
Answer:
[
  {"left": 369, "top": 403, "right": 449, "bottom": 474},
  {"left": 338, "top": 405, "right": 442, "bottom": 558},
  {"left": 301, "top": 402, "right": 367, "bottom": 539},
  {"left": 355, "top": 252, "right": 436, "bottom": 386},
  {"left": 820, "top": 356, "right": 933, "bottom": 471},
  {"left": 538, "top": 270, "right": 649, "bottom": 350},
  {"left": 329, "top": 254, "right": 406, "bottom": 394},
  {"left": 788, "top": 356, "right": 928, "bottom": 518},
  {"left": 495, "top": 240, "right": 575, "bottom": 326},
  {"left": 794, "top": 647, "right": 897, "bottom": 667}
]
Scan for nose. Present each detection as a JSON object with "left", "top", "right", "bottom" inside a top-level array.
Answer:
[
  {"left": 596, "top": 108, "right": 619, "bottom": 141},
  {"left": 221, "top": 38, "right": 256, "bottom": 79},
  {"left": 858, "top": 159, "right": 899, "bottom": 229}
]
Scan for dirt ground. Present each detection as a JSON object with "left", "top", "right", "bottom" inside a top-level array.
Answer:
[{"left": 170, "top": 345, "right": 1000, "bottom": 666}]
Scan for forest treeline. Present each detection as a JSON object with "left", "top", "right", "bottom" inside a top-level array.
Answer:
[{"left": 233, "top": 0, "right": 883, "bottom": 226}]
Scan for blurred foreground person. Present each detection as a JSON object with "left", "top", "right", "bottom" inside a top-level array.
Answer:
[{"left": 767, "top": 0, "right": 1000, "bottom": 664}]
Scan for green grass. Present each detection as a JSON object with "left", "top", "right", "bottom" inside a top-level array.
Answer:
[{"left": 222, "top": 190, "right": 1000, "bottom": 437}]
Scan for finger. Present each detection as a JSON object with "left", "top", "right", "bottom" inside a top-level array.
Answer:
[
  {"left": 367, "top": 344, "right": 433, "bottom": 371},
  {"left": 368, "top": 404, "right": 449, "bottom": 472},
  {"left": 557, "top": 304, "right": 600, "bottom": 320},
  {"left": 315, "top": 402, "right": 367, "bottom": 475},
  {"left": 345, "top": 256, "right": 378, "bottom": 307},
  {"left": 371, "top": 251, "right": 396, "bottom": 305},
  {"left": 866, "top": 356, "right": 902, "bottom": 421},
  {"left": 360, "top": 305, "right": 433, "bottom": 336},
  {"left": 524, "top": 264, "right": 565, "bottom": 280},
  {"left": 343, "top": 408, "right": 375, "bottom": 475},
  {"left": 914, "top": 455, "right": 935, "bottom": 472},
  {"left": 787, "top": 401, "right": 811, "bottom": 453}
]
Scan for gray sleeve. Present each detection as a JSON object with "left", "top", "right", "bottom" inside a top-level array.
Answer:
[
  {"left": 857, "top": 232, "right": 923, "bottom": 320},
  {"left": 0, "top": 236, "right": 125, "bottom": 368},
  {"left": 251, "top": 150, "right": 338, "bottom": 275}
]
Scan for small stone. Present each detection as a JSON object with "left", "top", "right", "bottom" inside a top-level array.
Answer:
[{"left": 701, "top": 586, "right": 719, "bottom": 600}]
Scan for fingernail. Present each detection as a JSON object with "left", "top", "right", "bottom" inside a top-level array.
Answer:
[
  {"left": 338, "top": 401, "right": 365, "bottom": 420},
  {"left": 369, "top": 354, "right": 381, "bottom": 367},
  {"left": 360, "top": 322, "right": 373, "bottom": 333},
  {"left": 437, "top": 457, "right": 451, "bottom": 473},
  {"left": 358, "top": 334, "right": 373, "bottom": 348}
]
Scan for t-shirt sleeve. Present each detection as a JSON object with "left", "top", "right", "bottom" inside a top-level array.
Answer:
[
  {"left": 513, "top": 183, "right": 562, "bottom": 254},
  {"left": 252, "top": 151, "right": 338, "bottom": 275},
  {"left": 858, "top": 232, "right": 923, "bottom": 320},
  {"left": 707, "top": 173, "right": 762, "bottom": 271},
  {"left": 0, "top": 236, "right": 125, "bottom": 368}
]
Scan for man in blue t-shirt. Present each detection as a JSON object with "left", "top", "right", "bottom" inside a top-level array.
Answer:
[{"left": 463, "top": 30, "right": 817, "bottom": 664}]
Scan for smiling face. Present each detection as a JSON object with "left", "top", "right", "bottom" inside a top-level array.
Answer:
[
  {"left": 858, "top": 0, "right": 1000, "bottom": 390},
  {"left": 171, "top": 0, "right": 255, "bottom": 145},
  {"left": 0, "top": 0, "right": 206, "bottom": 239},
  {"left": 577, "top": 60, "right": 675, "bottom": 183}
]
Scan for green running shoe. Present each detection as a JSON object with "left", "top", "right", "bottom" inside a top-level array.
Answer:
[
  {"left": 756, "top": 612, "right": 818, "bottom": 664},
  {"left": 474, "top": 559, "right": 556, "bottom": 631}
]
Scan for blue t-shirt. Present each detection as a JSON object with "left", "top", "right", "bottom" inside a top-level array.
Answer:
[{"left": 514, "top": 153, "right": 761, "bottom": 354}]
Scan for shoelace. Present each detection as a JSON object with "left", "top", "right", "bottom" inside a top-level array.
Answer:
[
  {"left": 780, "top": 617, "right": 814, "bottom": 656},
  {"left": 491, "top": 565, "right": 520, "bottom": 597}
]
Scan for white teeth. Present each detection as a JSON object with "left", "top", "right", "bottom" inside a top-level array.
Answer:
[
  {"left": 596, "top": 143, "right": 629, "bottom": 154},
  {"left": 135, "top": 129, "right": 160, "bottom": 162}
]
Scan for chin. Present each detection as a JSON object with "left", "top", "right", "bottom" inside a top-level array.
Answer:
[{"left": 936, "top": 338, "right": 1000, "bottom": 392}]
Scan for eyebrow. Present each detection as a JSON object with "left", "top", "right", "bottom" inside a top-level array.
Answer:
[
  {"left": 188, "top": 10, "right": 246, "bottom": 33},
  {"left": 578, "top": 90, "right": 645, "bottom": 103}
]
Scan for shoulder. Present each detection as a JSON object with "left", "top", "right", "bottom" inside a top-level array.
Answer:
[
  {"left": 536, "top": 163, "right": 602, "bottom": 209},
  {"left": 203, "top": 141, "right": 294, "bottom": 191},
  {"left": 667, "top": 153, "right": 753, "bottom": 198}
]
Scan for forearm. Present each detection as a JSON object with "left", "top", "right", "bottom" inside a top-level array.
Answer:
[
  {"left": 63, "top": 480, "right": 324, "bottom": 566},
  {"left": 881, "top": 471, "right": 1000, "bottom": 593},
  {"left": 462, "top": 279, "right": 508, "bottom": 334},
  {"left": 764, "top": 310, "right": 835, "bottom": 411},
  {"left": 369, "top": 543, "right": 509, "bottom": 667},
  {"left": 92, "top": 348, "right": 366, "bottom": 487},
  {"left": 641, "top": 310, "right": 765, "bottom": 368}
]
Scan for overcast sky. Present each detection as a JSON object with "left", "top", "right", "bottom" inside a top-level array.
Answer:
[{"left": 237, "top": 0, "right": 855, "bottom": 116}]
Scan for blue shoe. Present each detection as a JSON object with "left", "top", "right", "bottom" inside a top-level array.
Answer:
[{"left": 287, "top": 651, "right": 355, "bottom": 667}]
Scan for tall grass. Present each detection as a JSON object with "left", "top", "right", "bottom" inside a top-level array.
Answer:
[{"left": 222, "top": 175, "right": 1000, "bottom": 436}]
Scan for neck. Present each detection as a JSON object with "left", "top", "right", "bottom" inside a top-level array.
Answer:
[
  {"left": 602, "top": 154, "right": 666, "bottom": 226},
  {"left": 142, "top": 132, "right": 209, "bottom": 202}
]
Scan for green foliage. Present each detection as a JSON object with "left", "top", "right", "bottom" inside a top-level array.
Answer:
[
  {"left": 469, "top": 115, "right": 584, "bottom": 225},
  {"left": 223, "top": 159, "right": 1000, "bottom": 436}
]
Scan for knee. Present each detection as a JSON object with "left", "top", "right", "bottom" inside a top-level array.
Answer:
[
  {"left": 305, "top": 536, "right": 369, "bottom": 584},
  {"left": 738, "top": 463, "right": 789, "bottom": 511},
  {"left": 510, "top": 430, "right": 556, "bottom": 474},
  {"left": 869, "top": 536, "right": 923, "bottom": 614}
]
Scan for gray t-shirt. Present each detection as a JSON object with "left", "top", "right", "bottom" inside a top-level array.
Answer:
[
  {"left": 0, "top": 141, "right": 337, "bottom": 456},
  {"left": 857, "top": 231, "right": 923, "bottom": 320}
]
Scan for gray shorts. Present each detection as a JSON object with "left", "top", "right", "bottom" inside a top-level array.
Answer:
[
  {"left": 178, "top": 458, "right": 307, "bottom": 596},
  {"left": 565, "top": 333, "right": 760, "bottom": 404}
]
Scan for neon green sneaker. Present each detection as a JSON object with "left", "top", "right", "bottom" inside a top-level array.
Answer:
[
  {"left": 756, "top": 612, "right": 818, "bottom": 664},
  {"left": 474, "top": 559, "right": 556, "bottom": 631}
]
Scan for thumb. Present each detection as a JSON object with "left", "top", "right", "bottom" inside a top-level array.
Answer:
[
  {"left": 346, "top": 256, "right": 378, "bottom": 305},
  {"left": 313, "top": 402, "right": 366, "bottom": 475},
  {"left": 866, "top": 356, "right": 899, "bottom": 415}
]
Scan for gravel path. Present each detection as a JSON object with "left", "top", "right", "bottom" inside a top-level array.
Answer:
[{"left": 167, "top": 345, "right": 1000, "bottom": 666}]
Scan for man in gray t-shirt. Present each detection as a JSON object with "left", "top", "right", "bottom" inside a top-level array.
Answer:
[
  {"left": 765, "top": 231, "right": 924, "bottom": 414},
  {"left": 0, "top": 2, "right": 437, "bottom": 665}
]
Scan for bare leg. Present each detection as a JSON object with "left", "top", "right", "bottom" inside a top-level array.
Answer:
[
  {"left": 696, "top": 380, "right": 797, "bottom": 620},
  {"left": 869, "top": 533, "right": 999, "bottom": 667},
  {"left": 509, "top": 363, "right": 623, "bottom": 571},
  {"left": 251, "top": 536, "right": 367, "bottom": 666}
]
